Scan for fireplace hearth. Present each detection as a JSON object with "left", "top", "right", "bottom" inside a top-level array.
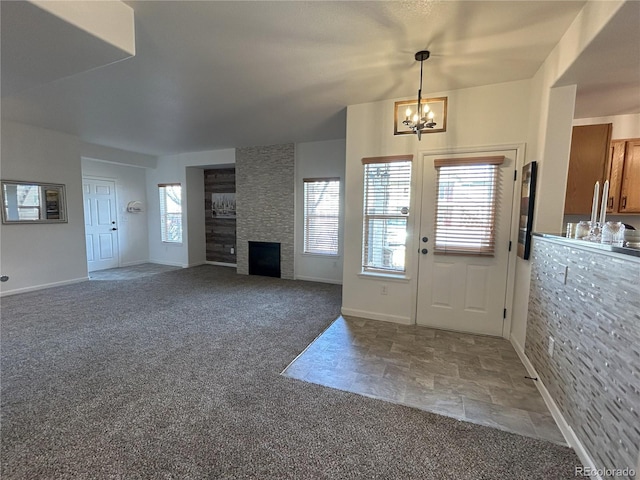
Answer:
[{"left": 248, "top": 241, "right": 281, "bottom": 278}]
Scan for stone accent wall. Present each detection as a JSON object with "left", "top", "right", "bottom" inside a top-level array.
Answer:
[
  {"left": 526, "top": 236, "right": 640, "bottom": 476},
  {"left": 236, "top": 144, "right": 295, "bottom": 279}
]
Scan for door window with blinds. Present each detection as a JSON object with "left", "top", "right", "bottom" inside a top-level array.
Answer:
[
  {"left": 362, "top": 155, "right": 412, "bottom": 273},
  {"left": 433, "top": 156, "right": 504, "bottom": 255},
  {"left": 159, "top": 183, "right": 183, "bottom": 243},
  {"left": 303, "top": 178, "right": 340, "bottom": 255}
]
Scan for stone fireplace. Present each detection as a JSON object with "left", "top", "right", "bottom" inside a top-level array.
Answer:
[{"left": 235, "top": 144, "right": 294, "bottom": 279}]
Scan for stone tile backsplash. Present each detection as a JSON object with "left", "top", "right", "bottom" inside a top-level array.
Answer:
[{"left": 526, "top": 237, "right": 640, "bottom": 476}]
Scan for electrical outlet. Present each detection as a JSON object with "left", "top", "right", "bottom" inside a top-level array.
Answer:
[
  {"left": 381, "top": 284, "right": 388, "bottom": 295},
  {"left": 548, "top": 336, "right": 555, "bottom": 358},
  {"left": 230, "top": 247, "right": 235, "bottom": 254}
]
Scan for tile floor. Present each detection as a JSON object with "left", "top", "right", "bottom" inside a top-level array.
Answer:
[
  {"left": 89, "top": 263, "right": 181, "bottom": 281},
  {"left": 282, "top": 315, "right": 566, "bottom": 445}
]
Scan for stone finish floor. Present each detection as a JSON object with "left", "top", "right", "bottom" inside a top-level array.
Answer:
[
  {"left": 89, "top": 263, "right": 181, "bottom": 281},
  {"left": 283, "top": 316, "right": 565, "bottom": 445}
]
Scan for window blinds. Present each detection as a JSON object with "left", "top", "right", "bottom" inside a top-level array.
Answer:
[
  {"left": 303, "top": 178, "right": 340, "bottom": 255},
  {"left": 362, "top": 155, "right": 412, "bottom": 273},
  {"left": 433, "top": 156, "right": 504, "bottom": 256},
  {"left": 159, "top": 183, "right": 182, "bottom": 243}
]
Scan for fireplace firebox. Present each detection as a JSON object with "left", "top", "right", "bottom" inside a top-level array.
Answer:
[{"left": 248, "top": 241, "right": 281, "bottom": 278}]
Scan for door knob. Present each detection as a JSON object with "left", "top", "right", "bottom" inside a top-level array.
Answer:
[
  {"left": 422, "top": 237, "right": 428, "bottom": 243},
  {"left": 111, "top": 228, "right": 117, "bottom": 231},
  {"left": 421, "top": 248, "right": 428, "bottom": 255}
]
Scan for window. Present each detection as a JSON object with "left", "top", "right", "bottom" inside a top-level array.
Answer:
[
  {"left": 362, "top": 155, "right": 413, "bottom": 274},
  {"left": 159, "top": 184, "right": 182, "bottom": 243},
  {"left": 303, "top": 178, "right": 340, "bottom": 255},
  {"left": 433, "top": 156, "right": 504, "bottom": 256}
]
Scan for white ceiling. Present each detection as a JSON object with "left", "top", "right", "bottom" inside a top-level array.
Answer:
[{"left": 2, "top": 1, "right": 636, "bottom": 157}]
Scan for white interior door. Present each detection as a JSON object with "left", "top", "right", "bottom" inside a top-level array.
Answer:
[
  {"left": 416, "top": 149, "right": 516, "bottom": 336},
  {"left": 84, "top": 178, "right": 119, "bottom": 272}
]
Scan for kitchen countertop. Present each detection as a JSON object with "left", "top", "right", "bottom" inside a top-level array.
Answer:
[{"left": 532, "top": 232, "right": 640, "bottom": 258}]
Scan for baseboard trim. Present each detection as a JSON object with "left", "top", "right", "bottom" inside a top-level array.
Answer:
[
  {"left": 0, "top": 277, "right": 89, "bottom": 297},
  {"left": 148, "top": 259, "right": 187, "bottom": 268},
  {"left": 510, "top": 335, "right": 601, "bottom": 479},
  {"left": 295, "top": 275, "right": 342, "bottom": 285},
  {"left": 341, "top": 307, "right": 411, "bottom": 325},
  {"left": 206, "top": 261, "right": 237, "bottom": 268}
]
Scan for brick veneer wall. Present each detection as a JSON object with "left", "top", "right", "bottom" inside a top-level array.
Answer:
[
  {"left": 526, "top": 236, "right": 640, "bottom": 475},
  {"left": 235, "top": 144, "right": 295, "bottom": 279}
]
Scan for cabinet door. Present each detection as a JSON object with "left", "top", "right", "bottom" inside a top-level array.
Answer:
[
  {"left": 620, "top": 140, "right": 640, "bottom": 213},
  {"left": 564, "top": 124, "right": 612, "bottom": 215},
  {"left": 606, "top": 140, "right": 626, "bottom": 213}
]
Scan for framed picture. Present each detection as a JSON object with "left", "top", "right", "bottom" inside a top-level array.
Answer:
[
  {"left": 517, "top": 161, "right": 537, "bottom": 260},
  {"left": 212, "top": 192, "right": 236, "bottom": 218},
  {"left": 394, "top": 97, "right": 447, "bottom": 135}
]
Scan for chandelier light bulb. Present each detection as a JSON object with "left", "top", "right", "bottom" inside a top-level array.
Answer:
[
  {"left": 412, "top": 113, "right": 419, "bottom": 123},
  {"left": 428, "top": 111, "right": 435, "bottom": 120},
  {"left": 405, "top": 107, "right": 412, "bottom": 119}
]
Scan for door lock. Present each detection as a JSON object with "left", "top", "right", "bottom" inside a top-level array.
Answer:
[
  {"left": 111, "top": 228, "right": 117, "bottom": 231},
  {"left": 422, "top": 237, "right": 428, "bottom": 243},
  {"left": 421, "top": 248, "right": 428, "bottom": 255}
]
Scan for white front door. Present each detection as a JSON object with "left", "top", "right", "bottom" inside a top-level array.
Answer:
[
  {"left": 83, "top": 178, "right": 119, "bottom": 272},
  {"left": 416, "top": 149, "right": 517, "bottom": 336}
]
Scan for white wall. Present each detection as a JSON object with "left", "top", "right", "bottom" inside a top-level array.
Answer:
[
  {"left": 343, "top": 80, "right": 531, "bottom": 324},
  {"left": 0, "top": 121, "right": 87, "bottom": 295},
  {"left": 573, "top": 113, "right": 640, "bottom": 139},
  {"left": 510, "top": 0, "right": 626, "bottom": 350},
  {"left": 81, "top": 158, "right": 150, "bottom": 267},
  {"left": 295, "top": 139, "right": 346, "bottom": 284},
  {"left": 147, "top": 148, "right": 235, "bottom": 267},
  {"left": 186, "top": 167, "right": 206, "bottom": 267}
]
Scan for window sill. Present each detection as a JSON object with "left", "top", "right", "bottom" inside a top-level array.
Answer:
[
  {"left": 162, "top": 242, "right": 183, "bottom": 246},
  {"left": 357, "top": 271, "right": 411, "bottom": 282},
  {"left": 301, "top": 253, "right": 340, "bottom": 258}
]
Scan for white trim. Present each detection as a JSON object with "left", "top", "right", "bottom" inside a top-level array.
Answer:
[
  {"left": 510, "top": 335, "right": 601, "bottom": 480},
  {"left": 0, "top": 277, "right": 89, "bottom": 297},
  {"left": 296, "top": 275, "right": 342, "bottom": 285},
  {"left": 148, "top": 259, "right": 186, "bottom": 268},
  {"left": 206, "top": 261, "right": 237, "bottom": 268},
  {"left": 341, "top": 307, "right": 412, "bottom": 325},
  {"left": 357, "top": 272, "right": 411, "bottom": 282}
]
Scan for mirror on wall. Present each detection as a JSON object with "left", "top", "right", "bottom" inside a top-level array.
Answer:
[{"left": 1, "top": 180, "right": 67, "bottom": 224}]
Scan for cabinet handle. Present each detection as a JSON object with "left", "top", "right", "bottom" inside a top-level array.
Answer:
[
  {"left": 608, "top": 197, "right": 614, "bottom": 208},
  {"left": 622, "top": 196, "right": 627, "bottom": 209}
]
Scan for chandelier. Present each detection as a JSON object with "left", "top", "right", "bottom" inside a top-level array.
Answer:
[{"left": 402, "top": 50, "right": 437, "bottom": 140}]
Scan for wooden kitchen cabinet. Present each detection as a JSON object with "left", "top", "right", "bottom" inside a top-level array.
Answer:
[
  {"left": 564, "top": 124, "right": 612, "bottom": 215},
  {"left": 605, "top": 140, "right": 626, "bottom": 213},
  {"left": 565, "top": 123, "right": 640, "bottom": 215},
  {"left": 619, "top": 139, "right": 640, "bottom": 213}
]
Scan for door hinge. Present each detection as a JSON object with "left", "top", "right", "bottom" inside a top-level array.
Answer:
[
  {"left": 508, "top": 240, "right": 512, "bottom": 252},
  {"left": 514, "top": 170, "right": 518, "bottom": 181},
  {"left": 503, "top": 308, "right": 507, "bottom": 319}
]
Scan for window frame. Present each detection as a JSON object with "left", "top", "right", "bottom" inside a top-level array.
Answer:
[
  {"left": 361, "top": 155, "right": 413, "bottom": 275},
  {"left": 158, "top": 183, "right": 183, "bottom": 244},
  {"left": 303, "top": 177, "right": 340, "bottom": 256}
]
